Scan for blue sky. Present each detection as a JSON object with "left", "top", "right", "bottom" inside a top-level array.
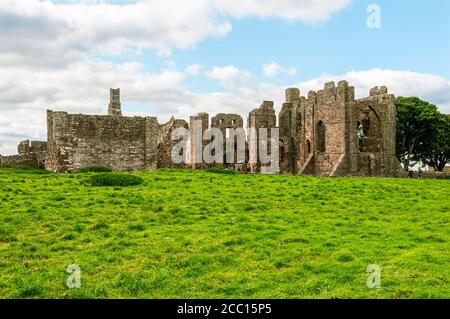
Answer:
[
  {"left": 0, "top": 0, "right": 449, "bottom": 154},
  {"left": 109, "top": 0, "right": 450, "bottom": 90}
]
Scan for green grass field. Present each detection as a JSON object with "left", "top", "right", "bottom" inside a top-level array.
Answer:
[{"left": 0, "top": 167, "right": 448, "bottom": 298}]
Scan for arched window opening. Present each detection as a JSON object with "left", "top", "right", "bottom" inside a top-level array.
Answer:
[
  {"left": 316, "top": 121, "right": 326, "bottom": 153},
  {"left": 357, "top": 106, "right": 381, "bottom": 152},
  {"left": 306, "top": 140, "right": 311, "bottom": 154}
]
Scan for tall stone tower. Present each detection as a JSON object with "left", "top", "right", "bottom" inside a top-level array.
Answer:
[{"left": 108, "top": 88, "right": 122, "bottom": 116}]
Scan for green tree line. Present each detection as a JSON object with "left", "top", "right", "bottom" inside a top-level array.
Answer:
[{"left": 396, "top": 97, "right": 450, "bottom": 172}]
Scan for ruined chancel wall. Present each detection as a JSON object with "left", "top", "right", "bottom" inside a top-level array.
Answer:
[{"left": 278, "top": 81, "right": 404, "bottom": 177}]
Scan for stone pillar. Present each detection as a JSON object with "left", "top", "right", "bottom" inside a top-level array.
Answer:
[{"left": 108, "top": 88, "right": 122, "bottom": 116}]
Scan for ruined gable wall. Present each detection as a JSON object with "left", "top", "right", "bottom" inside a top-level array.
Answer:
[
  {"left": 293, "top": 81, "right": 354, "bottom": 176},
  {"left": 157, "top": 117, "right": 189, "bottom": 168},
  {"left": 211, "top": 113, "right": 245, "bottom": 169},
  {"left": 46, "top": 110, "right": 158, "bottom": 172},
  {"left": 313, "top": 81, "right": 353, "bottom": 176},
  {"left": 355, "top": 86, "right": 403, "bottom": 176},
  {"left": 248, "top": 101, "right": 277, "bottom": 172},
  {"left": 279, "top": 88, "right": 302, "bottom": 174},
  {"left": 248, "top": 101, "right": 277, "bottom": 130}
]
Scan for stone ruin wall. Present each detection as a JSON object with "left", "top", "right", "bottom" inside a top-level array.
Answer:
[
  {"left": 210, "top": 113, "right": 246, "bottom": 170},
  {"left": 46, "top": 111, "right": 159, "bottom": 172},
  {"left": 0, "top": 140, "right": 47, "bottom": 167},
  {"left": 278, "top": 81, "right": 404, "bottom": 177},
  {"left": 189, "top": 112, "right": 211, "bottom": 170},
  {"left": 157, "top": 117, "right": 189, "bottom": 169},
  {"left": 247, "top": 101, "right": 277, "bottom": 172},
  {"left": 2, "top": 82, "right": 404, "bottom": 177}
]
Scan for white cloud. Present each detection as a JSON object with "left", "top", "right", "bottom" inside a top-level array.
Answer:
[
  {"left": 157, "top": 48, "right": 173, "bottom": 58},
  {"left": 0, "top": 0, "right": 353, "bottom": 70},
  {"left": 0, "top": 0, "right": 232, "bottom": 68},
  {"left": 214, "top": 0, "right": 352, "bottom": 23},
  {"left": 206, "top": 65, "right": 240, "bottom": 81},
  {"left": 296, "top": 69, "right": 450, "bottom": 111},
  {"left": 262, "top": 62, "right": 297, "bottom": 77},
  {"left": 206, "top": 65, "right": 252, "bottom": 90},
  {"left": 185, "top": 64, "right": 203, "bottom": 76}
]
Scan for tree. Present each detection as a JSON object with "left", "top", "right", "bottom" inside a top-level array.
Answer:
[
  {"left": 417, "top": 114, "right": 450, "bottom": 171},
  {"left": 395, "top": 97, "right": 443, "bottom": 171}
]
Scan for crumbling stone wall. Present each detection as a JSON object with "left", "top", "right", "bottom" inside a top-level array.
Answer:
[
  {"left": 0, "top": 154, "right": 37, "bottom": 166},
  {"left": 0, "top": 140, "right": 47, "bottom": 167},
  {"left": 46, "top": 111, "right": 159, "bottom": 172},
  {"left": 211, "top": 113, "right": 245, "bottom": 169},
  {"left": 157, "top": 117, "right": 189, "bottom": 169},
  {"left": 248, "top": 101, "right": 277, "bottom": 172},
  {"left": 189, "top": 112, "right": 210, "bottom": 169},
  {"left": 279, "top": 81, "right": 403, "bottom": 177}
]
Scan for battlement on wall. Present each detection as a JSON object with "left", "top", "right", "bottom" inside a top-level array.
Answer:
[
  {"left": 356, "top": 85, "right": 395, "bottom": 107},
  {"left": 281, "top": 81, "right": 395, "bottom": 110},
  {"left": 369, "top": 86, "right": 388, "bottom": 96},
  {"left": 281, "top": 81, "right": 357, "bottom": 108},
  {"left": 303, "top": 80, "right": 356, "bottom": 104}
]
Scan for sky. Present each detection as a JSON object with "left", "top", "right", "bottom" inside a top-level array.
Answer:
[{"left": 0, "top": 0, "right": 449, "bottom": 154}]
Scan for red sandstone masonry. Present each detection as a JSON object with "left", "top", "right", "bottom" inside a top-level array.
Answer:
[{"left": 3, "top": 83, "right": 404, "bottom": 176}]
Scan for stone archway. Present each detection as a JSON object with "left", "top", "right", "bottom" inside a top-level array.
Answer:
[{"left": 357, "top": 105, "right": 382, "bottom": 153}]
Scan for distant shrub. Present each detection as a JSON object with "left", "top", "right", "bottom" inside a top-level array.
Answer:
[
  {"left": 79, "top": 166, "right": 112, "bottom": 173},
  {"left": 90, "top": 173, "right": 143, "bottom": 187},
  {"left": 206, "top": 168, "right": 236, "bottom": 175}
]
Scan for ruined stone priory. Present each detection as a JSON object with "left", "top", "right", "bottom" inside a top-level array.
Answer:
[{"left": 0, "top": 81, "right": 404, "bottom": 177}]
